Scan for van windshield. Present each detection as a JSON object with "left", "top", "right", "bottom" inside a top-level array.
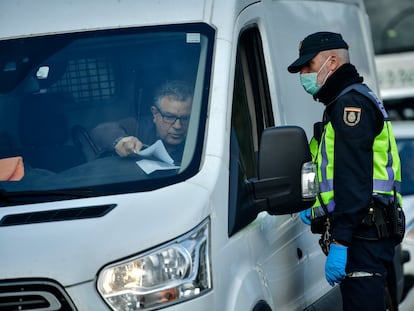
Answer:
[
  {"left": 364, "top": 0, "right": 414, "bottom": 54},
  {"left": 0, "top": 24, "right": 214, "bottom": 205}
]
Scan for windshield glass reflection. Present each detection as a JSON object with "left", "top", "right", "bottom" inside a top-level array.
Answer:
[{"left": 0, "top": 24, "right": 214, "bottom": 202}]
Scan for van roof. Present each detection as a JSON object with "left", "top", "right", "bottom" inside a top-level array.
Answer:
[
  {"left": 1, "top": 0, "right": 365, "bottom": 40},
  {"left": 0, "top": 0, "right": 209, "bottom": 40}
]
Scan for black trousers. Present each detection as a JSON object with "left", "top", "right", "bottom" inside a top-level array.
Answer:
[{"left": 340, "top": 238, "right": 395, "bottom": 311}]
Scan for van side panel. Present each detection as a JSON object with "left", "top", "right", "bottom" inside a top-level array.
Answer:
[
  {"left": 262, "top": 0, "right": 378, "bottom": 137},
  {"left": 260, "top": 1, "right": 378, "bottom": 306}
]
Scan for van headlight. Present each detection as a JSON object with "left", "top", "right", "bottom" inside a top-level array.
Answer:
[
  {"left": 301, "top": 161, "right": 318, "bottom": 198},
  {"left": 97, "top": 218, "right": 211, "bottom": 310}
]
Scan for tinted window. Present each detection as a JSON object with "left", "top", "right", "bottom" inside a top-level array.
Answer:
[
  {"left": 397, "top": 138, "right": 414, "bottom": 195},
  {"left": 228, "top": 27, "right": 274, "bottom": 235}
]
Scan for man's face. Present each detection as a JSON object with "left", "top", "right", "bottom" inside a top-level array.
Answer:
[
  {"left": 300, "top": 53, "right": 334, "bottom": 85},
  {"left": 151, "top": 95, "right": 192, "bottom": 147}
]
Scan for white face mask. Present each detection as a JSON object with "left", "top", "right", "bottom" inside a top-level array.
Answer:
[{"left": 300, "top": 56, "right": 332, "bottom": 95}]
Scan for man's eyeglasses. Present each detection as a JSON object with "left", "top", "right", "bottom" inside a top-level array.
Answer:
[{"left": 155, "top": 107, "right": 190, "bottom": 126}]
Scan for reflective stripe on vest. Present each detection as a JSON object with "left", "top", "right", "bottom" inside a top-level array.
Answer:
[{"left": 311, "top": 84, "right": 402, "bottom": 218}]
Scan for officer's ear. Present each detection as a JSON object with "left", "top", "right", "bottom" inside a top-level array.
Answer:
[
  {"left": 329, "top": 54, "right": 343, "bottom": 71},
  {"left": 328, "top": 55, "right": 337, "bottom": 68}
]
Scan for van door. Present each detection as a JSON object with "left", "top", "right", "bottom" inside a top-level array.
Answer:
[
  {"left": 261, "top": 0, "right": 381, "bottom": 308},
  {"left": 228, "top": 13, "right": 309, "bottom": 311}
]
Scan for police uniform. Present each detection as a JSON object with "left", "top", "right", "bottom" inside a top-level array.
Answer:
[
  {"left": 314, "top": 63, "right": 400, "bottom": 310},
  {"left": 288, "top": 32, "right": 403, "bottom": 311}
]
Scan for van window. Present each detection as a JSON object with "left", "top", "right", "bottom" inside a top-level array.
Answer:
[
  {"left": 0, "top": 24, "right": 214, "bottom": 204},
  {"left": 228, "top": 27, "right": 273, "bottom": 235},
  {"left": 48, "top": 57, "right": 116, "bottom": 103}
]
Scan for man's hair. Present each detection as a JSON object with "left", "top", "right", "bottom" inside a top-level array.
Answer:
[
  {"left": 335, "top": 48, "right": 350, "bottom": 63},
  {"left": 154, "top": 80, "right": 193, "bottom": 107},
  {"left": 321, "top": 48, "right": 350, "bottom": 65}
]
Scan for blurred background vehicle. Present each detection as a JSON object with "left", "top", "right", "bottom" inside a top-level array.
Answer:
[
  {"left": 393, "top": 121, "right": 414, "bottom": 292},
  {"left": 364, "top": 0, "right": 414, "bottom": 302},
  {"left": 364, "top": 0, "right": 414, "bottom": 121}
]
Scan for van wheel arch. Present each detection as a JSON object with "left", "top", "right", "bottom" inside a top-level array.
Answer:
[{"left": 252, "top": 300, "right": 272, "bottom": 311}]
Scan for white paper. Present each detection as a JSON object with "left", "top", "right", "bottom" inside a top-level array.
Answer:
[
  {"left": 136, "top": 159, "right": 179, "bottom": 174},
  {"left": 135, "top": 140, "right": 179, "bottom": 174},
  {"left": 135, "top": 140, "right": 174, "bottom": 164}
]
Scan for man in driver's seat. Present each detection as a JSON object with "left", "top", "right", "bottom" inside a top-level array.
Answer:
[{"left": 90, "top": 80, "right": 193, "bottom": 164}]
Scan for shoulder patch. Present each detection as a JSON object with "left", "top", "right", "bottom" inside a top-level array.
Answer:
[{"left": 343, "top": 107, "right": 361, "bottom": 126}]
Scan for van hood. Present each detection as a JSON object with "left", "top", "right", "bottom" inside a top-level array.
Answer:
[{"left": 0, "top": 181, "right": 210, "bottom": 286}]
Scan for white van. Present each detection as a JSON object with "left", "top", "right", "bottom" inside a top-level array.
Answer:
[{"left": 0, "top": 0, "right": 399, "bottom": 310}]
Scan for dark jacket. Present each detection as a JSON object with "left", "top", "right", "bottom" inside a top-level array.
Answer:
[
  {"left": 315, "top": 64, "right": 384, "bottom": 244},
  {"left": 90, "top": 116, "right": 185, "bottom": 164}
]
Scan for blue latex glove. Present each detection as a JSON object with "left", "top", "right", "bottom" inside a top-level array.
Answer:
[
  {"left": 325, "top": 244, "right": 347, "bottom": 286},
  {"left": 300, "top": 209, "right": 311, "bottom": 225}
]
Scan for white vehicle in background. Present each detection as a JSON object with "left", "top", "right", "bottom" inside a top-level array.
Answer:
[
  {"left": 364, "top": 0, "right": 414, "bottom": 120},
  {"left": 393, "top": 121, "right": 414, "bottom": 280},
  {"left": 364, "top": 0, "right": 414, "bottom": 298}
]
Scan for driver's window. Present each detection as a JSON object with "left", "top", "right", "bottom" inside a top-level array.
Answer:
[{"left": 228, "top": 26, "right": 273, "bottom": 235}]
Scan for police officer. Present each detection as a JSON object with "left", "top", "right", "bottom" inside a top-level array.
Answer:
[{"left": 287, "top": 32, "right": 402, "bottom": 311}]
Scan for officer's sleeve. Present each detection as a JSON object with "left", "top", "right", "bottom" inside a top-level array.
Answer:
[{"left": 329, "top": 92, "right": 380, "bottom": 245}]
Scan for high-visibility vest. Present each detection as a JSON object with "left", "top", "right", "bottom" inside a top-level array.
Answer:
[{"left": 311, "top": 84, "right": 402, "bottom": 218}]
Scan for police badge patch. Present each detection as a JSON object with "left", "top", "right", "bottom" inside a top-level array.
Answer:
[{"left": 343, "top": 107, "right": 361, "bottom": 126}]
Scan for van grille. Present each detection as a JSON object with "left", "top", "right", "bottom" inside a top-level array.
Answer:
[{"left": 0, "top": 280, "right": 76, "bottom": 311}]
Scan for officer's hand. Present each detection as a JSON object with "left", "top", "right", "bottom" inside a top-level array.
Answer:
[
  {"left": 114, "top": 136, "right": 143, "bottom": 157},
  {"left": 325, "top": 243, "right": 347, "bottom": 286},
  {"left": 300, "top": 209, "right": 312, "bottom": 225}
]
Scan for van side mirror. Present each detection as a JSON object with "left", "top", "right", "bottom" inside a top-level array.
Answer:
[{"left": 252, "top": 126, "right": 316, "bottom": 215}]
